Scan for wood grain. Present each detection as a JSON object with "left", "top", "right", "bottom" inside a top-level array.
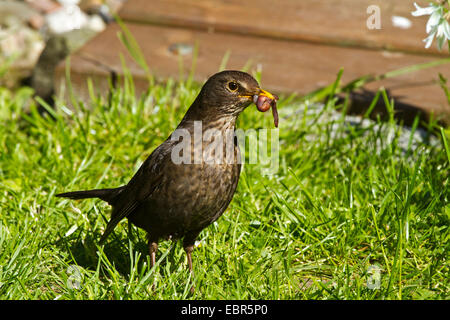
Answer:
[
  {"left": 56, "top": 22, "right": 450, "bottom": 125},
  {"left": 119, "top": 0, "right": 442, "bottom": 56}
]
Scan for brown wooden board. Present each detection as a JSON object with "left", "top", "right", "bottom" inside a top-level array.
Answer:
[
  {"left": 119, "top": 0, "right": 444, "bottom": 56},
  {"left": 56, "top": 22, "right": 450, "bottom": 125}
]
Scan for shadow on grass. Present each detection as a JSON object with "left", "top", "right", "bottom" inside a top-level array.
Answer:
[
  {"left": 337, "top": 88, "right": 445, "bottom": 128},
  {"left": 54, "top": 223, "right": 184, "bottom": 279}
]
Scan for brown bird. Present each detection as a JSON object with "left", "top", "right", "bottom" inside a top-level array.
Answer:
[{"left": 56, "top": 70, "right": 278, "bottom": 278}]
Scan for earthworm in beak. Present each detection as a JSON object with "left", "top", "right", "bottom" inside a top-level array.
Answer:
[{"left": 254, "top": 89, "right": 279, "bottom": 127}]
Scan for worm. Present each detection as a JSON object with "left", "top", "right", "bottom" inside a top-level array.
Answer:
[
  {"left": 255, "top": 94, "right": 279, "bottom": 127},
  {"left": 271, "top": 100, "right": 279, "bottom": 128}
]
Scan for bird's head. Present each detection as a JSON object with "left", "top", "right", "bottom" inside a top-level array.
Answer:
[{"left": 185, "top": 70, "right": 278, "bottom": 126}]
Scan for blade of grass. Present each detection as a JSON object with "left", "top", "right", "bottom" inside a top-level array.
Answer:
[
  {"left": 440, "top": 127, "right": 450, "bottom": 163},
  {"left": 115, "top": 15, "right": 154, "bottom": 87}
]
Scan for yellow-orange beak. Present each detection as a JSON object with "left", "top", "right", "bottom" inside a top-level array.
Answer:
[
  {"left": 240, "top": 89, "right": 278, "bottom": 101},
  {"left": 258, "top": 89, "right": 277, "bottom": 101}
]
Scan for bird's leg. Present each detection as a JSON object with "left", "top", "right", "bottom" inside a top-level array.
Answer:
[
  {"left": 184, "top": 244, "right": 194, "bottom": 273},
  {"left": 184, "top": 244, "right": 195, "bottom": 294},
  {"left": 148, "top": 239, "right": 158, "bottom": 292},
  {"left": 148, "top": 240, "right": 158, "bottom": 269},
  {"left": 183, "top": 235, "right": 198, "bottom": 294}
]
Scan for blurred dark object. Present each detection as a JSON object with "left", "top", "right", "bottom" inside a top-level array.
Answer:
[
  {"left": 31, "top": 36, "right": 70, "bottom": 107},
  {"left": 80, "top": 0, "right": 115, "bottom": 23}
]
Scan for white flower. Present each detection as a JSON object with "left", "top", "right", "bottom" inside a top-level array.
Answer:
[
  {"left": 411, "top": 2, "right": 450, "bottom": 50},
  {"left": 411, "top": 2, "right": 436, "bottom": 16},
  {"left": 435, "top": 19, "right": 450, "bottom": 49}
]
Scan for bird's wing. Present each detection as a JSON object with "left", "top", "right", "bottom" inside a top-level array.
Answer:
[{"left": 99, "top": 142, "right": 172, "bottom": 243}]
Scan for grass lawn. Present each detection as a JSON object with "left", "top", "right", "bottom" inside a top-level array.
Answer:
[{"left": 0, "top": 69, "right": 448, "bottom": 299}]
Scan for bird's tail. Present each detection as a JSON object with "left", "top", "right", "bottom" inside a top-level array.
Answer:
[{"left": 56, "top": 187, "right": 125, "bottom": 206}]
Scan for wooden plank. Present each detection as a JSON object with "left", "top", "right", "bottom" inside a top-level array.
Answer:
[
  {"left": 119, "top": 0, "right": 444, "bottom": 56},
  {"left": 56, "top": 22, "right": 450, "bottom": 125}
]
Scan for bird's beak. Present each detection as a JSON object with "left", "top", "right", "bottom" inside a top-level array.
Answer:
[
  {"left": 252, "top": 89, "right": 278, "bottom": 104},
  {"left": 240, "top": 89, "right": 277, "bottom": 101},
  {"left": 259, "top": 89, "right": 277, "bottom": 101}
]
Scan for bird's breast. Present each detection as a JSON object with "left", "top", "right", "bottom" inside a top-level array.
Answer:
[
  {"left": 150, "top": 142, "right": 241, "bottom": 232},
  {"left": 132, "top": 122, "right": 243, "bottom": 238}
]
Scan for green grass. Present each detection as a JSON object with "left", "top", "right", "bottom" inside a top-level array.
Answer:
[{"left": 0, "top": 68, "right": 448, "bottom": 300}]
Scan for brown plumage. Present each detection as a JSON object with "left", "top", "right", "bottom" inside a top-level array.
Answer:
[{"left": 56, "top": 70, "right": 278, "bottom": 281}]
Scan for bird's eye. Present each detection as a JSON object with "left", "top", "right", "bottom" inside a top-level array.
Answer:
[{"left": 227, "top": 81, "right": 239, "bottom": 92}]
